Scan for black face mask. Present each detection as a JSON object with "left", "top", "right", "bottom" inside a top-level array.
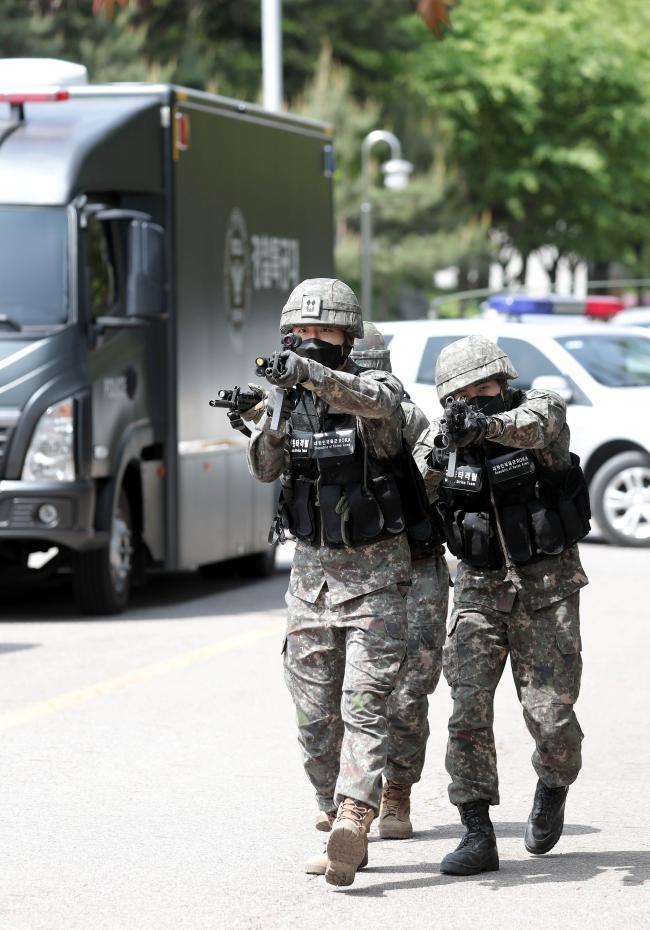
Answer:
[
  {"left": 468, "top": 392, "right": 506, "bottom": 416},
  {"left": 296, "top": 338, "right": 347, "bottom": 370}
]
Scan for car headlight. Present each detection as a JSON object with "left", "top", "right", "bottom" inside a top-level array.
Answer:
[{"left": 21, "top": 398, "right": 75, "bottom": 481}]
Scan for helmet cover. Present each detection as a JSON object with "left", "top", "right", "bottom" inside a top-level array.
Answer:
[
  {"left": 350, "top": 321, "right": 392, "bottom": 372},
  {"left": 280, "top": 278, "right": 364, "bottom": 338},
  {"left": 435, "top": 335, "right": 518, "bottom": 402}
]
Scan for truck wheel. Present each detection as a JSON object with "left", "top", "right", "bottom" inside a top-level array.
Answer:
[
  {"left": 73, "top": 489, "right": 134, "bottom": 614},
  {"left": 590, "top": 451, "right": 650, "bottom": 547}
]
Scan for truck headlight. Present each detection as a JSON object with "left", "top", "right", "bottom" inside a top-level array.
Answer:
[{"left": 21, "top": 398, "right": 75, "bottom": 482}]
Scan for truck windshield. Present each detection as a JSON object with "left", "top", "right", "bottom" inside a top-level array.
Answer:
[
  {"left": 555, "top": 332, "right": 650, "bottom": 387},
  {"left": 0, "top": 208, "right": 68, "bottom": 327}
]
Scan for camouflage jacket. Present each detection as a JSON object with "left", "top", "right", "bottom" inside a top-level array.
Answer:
[
  {"left": 247, "top": 357, "right": 411, "bottom": 606},
  {"left": 413, "top": 388, "right": 589, "bottom": 610}
]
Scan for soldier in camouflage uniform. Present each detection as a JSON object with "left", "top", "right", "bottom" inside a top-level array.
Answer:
[
  {"left": 247, "top": 280, "right": 421, "bottom": 887},
  {"left": 413, "top": 335, "right": 590, "bottom": 876},
  {"left": 351, "top": 323, "right": 449, "bottom": 841}
]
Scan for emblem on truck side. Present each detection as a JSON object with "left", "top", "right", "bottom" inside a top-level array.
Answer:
[
  {"left": 223, "top": 207, "right": 301, "bottom": 330},
  {"left": 223, "top": 208, "right": 251, "bottom": 329}
]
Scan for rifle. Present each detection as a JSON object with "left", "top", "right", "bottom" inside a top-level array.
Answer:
[
  {"left": 254, "top": 333, "right": 303, "bottom": 435},
  {"left": 432, "top": 395, "right": 472, "bottom": 478},
  {"left": 254, "top": 333, "right": 302, "bottom": 378},
  {"left": 208, "top": 385, "right": 265, "bottom": 438}
]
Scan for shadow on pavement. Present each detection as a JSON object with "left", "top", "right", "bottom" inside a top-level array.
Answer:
[
  {"left": 2, "top": 566, "right": 290, "bottom": 623},
  {"left": 401, "top": 821, "right": 600, "bottom": 843},
  {"left": 0, "top": 642, "right": 40, "bottom": 654},
  {"left": 345, "top": 849, "right": 649, "bottom": 895}
]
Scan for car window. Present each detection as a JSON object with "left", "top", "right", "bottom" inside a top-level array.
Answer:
[
  {"left": 555, "top": 333, "right": 650, "bottom": 387},
  {"left": 497, "top": 337, "right": 563, "bottom": 390},
  {"left": 416, "top": 335, "right": 464, "bottom": 384}
]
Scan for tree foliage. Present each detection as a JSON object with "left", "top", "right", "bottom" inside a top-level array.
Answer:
[
  {"left": 406, "top": 0, "right": 650, "bottom": 280},
  {"left": 4, "top": 0, "right": 650, "bottom": 313}
]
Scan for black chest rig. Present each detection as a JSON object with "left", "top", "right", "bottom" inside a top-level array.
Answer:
[
  {"left": 437, "top": 443, "right": 591, "bottom": 569},
  {"left": 274, "top": 393, "right": 430, "bottom": 549}
]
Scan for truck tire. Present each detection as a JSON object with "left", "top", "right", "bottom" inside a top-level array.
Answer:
[
  {"left": 73, "top": 488, "right": 134, "bottom": 614},
  {"left": 590, "top": 451, "right": 650, "bottom": 547}
]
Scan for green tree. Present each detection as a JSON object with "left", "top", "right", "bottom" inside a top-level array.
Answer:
[{"left": 406, "top": 0, "right": 650, "bottom": 282}]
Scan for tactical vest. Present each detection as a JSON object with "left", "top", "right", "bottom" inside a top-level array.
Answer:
[
  {"left": 275, "top": 393, "right": 430, "bottom": 549},
  {"left": 437, "top": 444, "right": 591, "bottom": 569}
]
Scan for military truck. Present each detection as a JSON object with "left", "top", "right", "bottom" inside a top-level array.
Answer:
[{"left": 0, "top": 59, "right": 334, "bottom": 614}]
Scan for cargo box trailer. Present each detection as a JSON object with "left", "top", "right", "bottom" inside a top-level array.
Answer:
[{"left": 0, "top": 60, "right": 334, "bottom": 614}]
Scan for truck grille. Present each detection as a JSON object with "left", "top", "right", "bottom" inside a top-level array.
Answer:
[{"left": 0, "top": 427, "right": 11, "bottom": 477}]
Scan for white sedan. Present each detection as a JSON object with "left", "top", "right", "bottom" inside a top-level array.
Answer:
[{"left": 379, "top": 317, "right": 650, "bottom": 547}]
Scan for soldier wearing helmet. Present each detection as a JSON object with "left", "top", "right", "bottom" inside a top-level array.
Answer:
[
  {"left": 347, "top": 322, "right": 450, "bottom": 841},
  {"left": 413, "top": 334, "right": 590, "bottom": 876},
  {"left": 247, "top": 279, "right": 428, "bottom": 886}
]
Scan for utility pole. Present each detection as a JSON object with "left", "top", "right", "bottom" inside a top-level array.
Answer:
[{"left": 261, "top": 0, "right": 282, "bottom": 111}]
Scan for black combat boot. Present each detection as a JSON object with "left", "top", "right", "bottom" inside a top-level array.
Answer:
[
  {"left": 439, "top": 800, "right": 499, "bottom": 876},
  {"left": 524, "top": 781, "right": 569, "bottom": 855}
]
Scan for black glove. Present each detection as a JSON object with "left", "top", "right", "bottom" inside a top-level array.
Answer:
[
  {"left": 266, "top": 350, "right": 310, "bottom": 387},
  {"left": 428, "top": 440, "right": 449, "bottom": 469},
  {"left": 449, "top": 409, "right": 489, "bottom": 447}
]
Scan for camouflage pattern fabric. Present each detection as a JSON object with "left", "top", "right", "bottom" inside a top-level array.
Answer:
[
  {"left": 401, "top": 399, "right": 430, "bottom": 454},
  {"left": 280, "top": 277, "right": 364, "bottom": 338},
  {"left": 385, "top": 552, "right": 449, "bottom": 785},
  {"left": 284, "top": 584, "right": 408, "bottom": 811},
  {"left": 414, "top": 387, "right": 583, "bottom": 499},
  {"left": 288, "top": 533, "right": 411, "bottom": 606},
  {"left": 248, "top": 358, "right": 409, "bottom": 484},
  {"left": 248, "top": 348, "right": 412, "bottom": 812},
  {"left": 434, "top": 334, "right": 518, "bottom": 402},
  {"left": 443, "top": 588, "right": 583, "bottom": 804},
  {"left": 414, "top": 384, "right": 588, "bottom": 804}
]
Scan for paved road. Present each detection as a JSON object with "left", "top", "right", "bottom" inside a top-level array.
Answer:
[{"left": 0, "top": 541, "right": 648, "bottom": 930}]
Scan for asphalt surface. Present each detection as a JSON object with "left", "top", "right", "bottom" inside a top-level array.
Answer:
[{"left": 0, "top": 540, "right": 648, "bottom": 930}]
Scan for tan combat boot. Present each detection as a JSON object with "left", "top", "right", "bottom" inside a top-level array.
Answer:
[
  {"left": 325, "top": 798, "right": 374, "bottom": 886},
  {"left": 378, "top": 780, "right": 413, "bottom": 839},
  {"left": 305, "top": 844, "right": 369, "bottom": 876},
  {"left": 315, "top": 810, "right": 337, "bottom": 832}
]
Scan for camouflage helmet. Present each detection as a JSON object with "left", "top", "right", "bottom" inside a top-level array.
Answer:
[
  {"left": 350, "top": 321, "right": 392, "bottom": 372},
  {"left": 280, "top": 278, "right": 364, "bottom": 338},
  {"left": 435, "top": 335, "right": 518, "bottom": 403}
]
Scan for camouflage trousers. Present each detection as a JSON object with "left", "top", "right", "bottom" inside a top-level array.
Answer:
[
  {"left": 283, "top": 584, "right": 407, "bottom": 812},
  {"left": 384, "top": 552, "right": 449, "bottom": 785},
  {"left": 443, "top": 591, "right": 583, "bottom": 806}
]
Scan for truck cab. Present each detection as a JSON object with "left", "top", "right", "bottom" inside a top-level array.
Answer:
[{"left": 0, "top": 60, "right": 335, "bottom": 613}]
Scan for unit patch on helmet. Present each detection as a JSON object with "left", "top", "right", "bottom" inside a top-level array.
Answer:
[{"left": 301, "top": 295, "right": 322, "bottom": 319}]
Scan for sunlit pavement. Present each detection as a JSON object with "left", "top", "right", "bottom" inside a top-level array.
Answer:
[{"left": 0, "top": 538, "right": 647, "bottom": 930}]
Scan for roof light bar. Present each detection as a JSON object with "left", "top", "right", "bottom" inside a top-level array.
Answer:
[
  {"left": 0, "top": 88, "right": 70, "bottom": 104},
  {"left": 486, "top": 294, "right": 588, "bottom": 316}
]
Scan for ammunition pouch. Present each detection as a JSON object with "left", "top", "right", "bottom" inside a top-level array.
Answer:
[{"left": 437, "top": 449, "right": 591, "bottom": 568}]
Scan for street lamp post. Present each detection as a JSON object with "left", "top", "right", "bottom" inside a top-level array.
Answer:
[
  {"left": 261, "top": 0, "right": 282, "bottom": 111},
  {"left": 360, "top": 130, "right": 413, "bottom": 320}
]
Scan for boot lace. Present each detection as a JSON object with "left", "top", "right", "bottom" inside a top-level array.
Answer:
[
  {"left": 460, "top": 802, "right": 492, "bottom": 838},
  {"left": 338, "top": 797, "right": 372, "bottom": 825},
  {"left": 382, "top": 781, "right": 410, "bottom": 818}
]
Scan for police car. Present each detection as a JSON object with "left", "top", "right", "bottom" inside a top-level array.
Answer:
[{"left": 379, "top": 298, "right": 650, "bottom": 548}]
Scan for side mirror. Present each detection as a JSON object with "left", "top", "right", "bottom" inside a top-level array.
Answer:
[
  {"left": 126, "top": 220, "right": 166, "bottom": 318},
  {"left": 530, "top": 374, "right": 574, "bottom": 403}
]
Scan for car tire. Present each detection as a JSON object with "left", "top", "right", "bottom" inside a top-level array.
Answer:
[
  {"left": 590, "top": 451, "right": 650, "bottom": 547},
  {"left": 73, "top": 488, "right": 134, "bottom": 614}
]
